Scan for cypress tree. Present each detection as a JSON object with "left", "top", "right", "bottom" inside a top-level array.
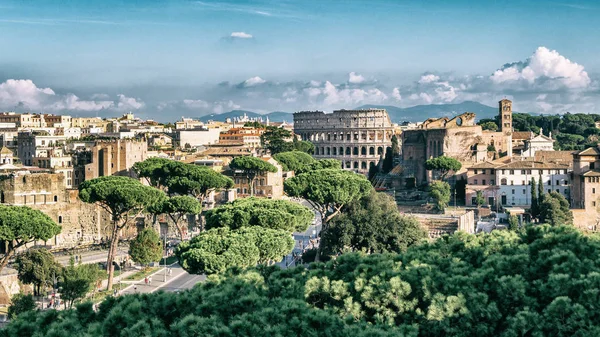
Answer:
[{"left": 530, "top": 177, "right": 538, "bottom": 220}]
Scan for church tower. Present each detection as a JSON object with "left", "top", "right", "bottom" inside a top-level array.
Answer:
[{"left": 499, "top": 99, "right": 512, "bottom": 132}]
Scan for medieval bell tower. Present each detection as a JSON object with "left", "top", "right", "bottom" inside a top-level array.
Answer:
[{"left": 499, "top": 99, "right": 512, "bottom": 132}]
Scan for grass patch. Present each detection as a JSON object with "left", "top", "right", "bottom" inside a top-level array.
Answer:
[
  {"left": 160, "top": 256, "right": 178, "bottom": 265},
  {"left": 90, "top": 289, "right": 113, "bottom": 303},
  {"left": 124, "top": 267, "right": 160, "bottom": 281},
  {"left": 100, "top": 270, "right": 121, "bottom": 280}
]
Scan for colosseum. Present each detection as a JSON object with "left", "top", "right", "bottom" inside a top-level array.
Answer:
[{"left": 293, "top": 109, "right": 395, "bottom": 174}]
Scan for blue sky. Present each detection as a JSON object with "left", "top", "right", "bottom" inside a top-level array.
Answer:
[{"left": 1, "top": 0, "right": 599, "bottom": 120}]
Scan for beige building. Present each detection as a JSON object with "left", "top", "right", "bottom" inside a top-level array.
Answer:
[
  {"left": 218, "top": 127, "right": 263, "bottom": 147},
  {"left": 0, "top": 112, "right": 47, "bottom": 128},
  {"left": 84, "top": 139, "right": 148, "bottom": 180},
  {"left": 571, "top": 146, "right": 600, "bottom": 230},
  {"left": 294, "top": 109, "right": 395, "bottom": 174},
  {"left": 229, "top": 157, "right": 284, "bottom": 199}
]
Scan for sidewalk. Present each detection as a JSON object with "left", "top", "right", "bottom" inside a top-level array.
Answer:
[{"left": 119, "top": 263, "right": 187, "bottom": 295}]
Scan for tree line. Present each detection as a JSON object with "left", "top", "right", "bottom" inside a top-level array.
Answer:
[{"left": 5, "top": 225, "right": 600, "bottom": 336}]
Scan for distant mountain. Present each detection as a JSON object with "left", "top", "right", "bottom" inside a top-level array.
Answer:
[
  {"left": 198, "top": 110, "right": 294, "bottom": 123},
  {"left": 355, "top": 101, "right": 500, "bottom": 123},
  {"left": 197, "top": 101, "right": 501, "bottom": 125}
]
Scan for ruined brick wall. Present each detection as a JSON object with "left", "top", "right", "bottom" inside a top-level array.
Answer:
[{"left": 0, "top": 172, "right": 111, "bottom": 249}]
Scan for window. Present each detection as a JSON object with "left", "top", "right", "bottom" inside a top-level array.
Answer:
[
  {"left": 548, "top": 180, "right": 551, "bottom": 185},
  {"left": 556, "top": 189, "right": 559, "bottom": 193},
  {"left": 540, "top": 170, "right": 544, "bottom": 174},
  {"left": 594, "top": 201, "right": 597, "bottom": 207},
  {"left": 564, "top": 189, "right": 568, "bottom": 194},
  {"left": 527, "top": 170, "right": 532, "bottom": 174},
  {"left": 482, "top": 179, "right": 486, "bottom": 185},
  {"left": 548, "top": 189, "right": 551, "bottom": 193},
  {"left": 474, "top": 179, "right": 478, "bottom": 185},
  {"left": 593, "top": 188, "right": 596, "bottom": 194},
  {"left": 482, "top": 169, "right": 486, "bottom": 174},
  {"left": 235, "top": 178, "right": 240, "bottom": 184},
  {"left": 490, "top": 169, "right": 495, "bottom": 174},
  {"left": 521, "top": 170, "right": 526, "bottom": 174},
  {"left": 510, "top": 170, "right": 514, "bottom": 174},
  {"left": 511, "top": 181, "right": 514, "bottom": 185},
  {"left": 592, "top": 163, "right": 596, "bottom": 170},
  {"left": 512, "top": 189, "right": 515, "bottom": 194},
  {"left": 474, "top": 169, "right": 478, "bottom": 174},
  {"left": 522, "top": 180, "right": 525, "bottom": 185},
  {"left": 54, "top": 195, "right": 58, "bottom": 202},
  {"left": 501, "top": 178, "right": 507, "bottom": 185},
  {"left": 58, "top": 216, "right": 62, "bottom": 224},
  {"left": 501, "top": 170, "right": 505, "bottom": 174},
  {"left": 490, "top": 180, "right": 495, "bottom": 185}
]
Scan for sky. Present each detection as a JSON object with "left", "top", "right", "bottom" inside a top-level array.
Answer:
[{"left": 1, "top": 0, "right": 600, "bottom": 121}]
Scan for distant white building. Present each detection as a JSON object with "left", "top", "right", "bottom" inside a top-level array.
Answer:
[{"left": 521, "top": 129, "right": 555, "bottom": 157}]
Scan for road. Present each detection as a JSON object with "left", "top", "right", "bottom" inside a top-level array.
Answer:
[
  {"left": 54, "top": 247, "right": 129, "bottom": 266},
  {"left": 119, "top": 264, "right": 205, "bottom": 295}
]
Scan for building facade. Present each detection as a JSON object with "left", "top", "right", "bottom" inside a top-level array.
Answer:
[
  {"left": 293, "top": 109, "right": 395, "bottom": 174},
  {"left": 84, "top": 139, "right": 148, "bottom": 180},
  {"left": 465, "top": 158, "right": 571, "bottom": 208},
  {"left": 229, "top": 157, "right": 284, "bottom": 199},
  {"left": 401, "top": 99, "right": 514, "bottom": 185}
]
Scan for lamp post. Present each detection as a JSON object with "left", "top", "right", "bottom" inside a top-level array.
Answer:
[
  {"left": 454, "top": 188, "right": 457, "bottom": 209},
  {"left": 163, "top": 227, "right": 167, "bottom": 283}
]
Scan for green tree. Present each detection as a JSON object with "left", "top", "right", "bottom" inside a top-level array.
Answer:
[
  {"left": 132, "top": 157, "right": 172, "bottom": 189},
  {"left": 382, "top": 135, "right": 400, "bottom": 174},
  {"left": 475, "top": 190, "right": 485, "bottom": 208},
  {"left": 323, "top": 191, "right": 426, "bottom": 255},
  {"left": 480, "top": 121, "right": 498, "bottom": 131},
  {"left": 539, "top": 191, "right": 573, "bottom": 226},
  {"left": 508, "top": 215, "right": 519, "bottom": 230},
  {"left": 205, "top": 197, "right": 314, "bottom": 232},
  {"left": 15, "top": 248, "right": 61, "bottom": 296},
  {"left": 273, "top": 151, "right": 316, "bottom": 172},
  {"left": 129, "top": 228, "right": 164, "bottom": 267},
  {"left": 7, "top": 293, "right": 36, "bottom": 320},
  {"left": 530, "top": 177, "right": 539, "bottom": 220},
  {"left": 229, "top": 156, "right": 278, "bottom": 196},
  {"left": 260, "top": 127, "right": 294, "bottom": 154},
  {"left": 79, "top": 176, "right": 166, "bottom": 291},
  {"left": 292, "top": 137, "right": 314, "bottom": 154},
  {"left": 429, "top": 180, "right": 451, "bottom": 212},
  {"left": 296, "top": 159, "right": 341, "bottom": 174},
  {"left": 0, "top": 205, "right": 61, "bottom": 275},
  {"left": 151, "top": 196, "right": 202, "bottom": 240},
  {"left": 424, "top": 156, "right": 462, "bottom": 180},
  {"left": 284, "top": 169, "right": 372, "bottom": 260},
  {"left": 60, "top": 258, "right": 104, "bottom": 309},
  {"left": 163, "top": 162, "right": 234, "bottom": 199},
  {"left": 176, "top": 226, "right": 293, "bottom": 274}
]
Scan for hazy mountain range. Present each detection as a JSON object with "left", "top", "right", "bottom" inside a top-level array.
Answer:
[{"left": 198, "top": 101, "right": 502, "bottom": 124}]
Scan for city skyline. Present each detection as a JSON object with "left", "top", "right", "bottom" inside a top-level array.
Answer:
[{"left": 1, "top": 0, "right": 599, "bottom": 121}]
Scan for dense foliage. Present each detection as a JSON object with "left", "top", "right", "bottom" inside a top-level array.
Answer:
[
  {"left": 260, "top": 126, "right": 314, "bottom": 154},
  {"left": 273, "top": 151, "right": 316, "bottom": 172},
  {"left": 429, "top": 180, "right": 451, "bottom": 211},
  {"left": 60, "top": 259, "right": 104, "bottom": 308},
  {"left": 128, "top": 228, "right": 164, "bottom": 266},
  {"left": 176, "top": 226, "right": 293, "bottom": 274},
  {"left": 0, "top": 205, "right": 61, "bottom": 274},
  {"left": 7, "top": 225, "right": 600, "bottom": 336},
  {"left": 7, "top": 293, "right": 36, "bottom": 320},
  {"left": 133, "top": 158, "right": 234, "bottom": 198},
  {"left": 15, "top": 249, "right": 61, "bottom": 296},
  {"left": 205, "top": 197, "right": 314, "bottom": 232},
  {"left": 539, "top": 191, "right": 573, "bottom": 226},
  {"left": 322, "top": 191, "right": 426, "bottom": 255}
]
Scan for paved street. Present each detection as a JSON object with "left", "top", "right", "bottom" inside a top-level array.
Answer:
[
  {"left": 119, "top": 264, "right": 205, "bottom": 295},
  {"left": 54, "top": 247, "right": 129, "bottom": 266}
]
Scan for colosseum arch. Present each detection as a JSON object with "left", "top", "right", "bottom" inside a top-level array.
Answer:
[
  {"left": 361, "top": 147, "right": 367, "bottom": 156},
  {"left": 369, "top": 147, "right": 375, "bottom": 155}
]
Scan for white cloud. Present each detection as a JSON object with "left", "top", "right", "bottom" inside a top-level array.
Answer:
[
  {"left": 0, "top": 79, "right": 124, "bottom": 112},
  {"left": 243, "top": 76, "right": 266, "bottom": 87},
  {"left": 183, "top": 99, "right": 210, "bottom": 109},
  {"left": 392, "top": 88, "right": 402, "bottom": 101},
  {"left": 348, "top": 72, "right": 365, "bottom": 84},
  {"left": 418, "top": 74, "right": 440, "bottom": 84},
  {"left": 230, "top": 31, "right": 253, "bottom": 39},
  {"left": 116, "top": 94, "right": 144, "bottom": 111},
  {"left": 490, "top": 46, "right": 591, "bottom": 89}
]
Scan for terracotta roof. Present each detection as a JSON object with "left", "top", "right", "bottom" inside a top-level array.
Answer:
[
  {"left": 468, "top": 161, "right": 500, "bottom": 169},
  {"left": 576, "top": 147, "right": 600, "bottom": 156},
  {"left": 0, "top": 146, "right": 12, "bottom": 155},
  {"left": 499, "top": 160, "right": 569, "bottom": 169},
  {"left": 534, "top": 150, "right": 575, "bottom": 164},
  {"left": 582, "top": 170, "right": 600, "bottom": 177},
  {"left": 512, "top": 131, "right": 533, "bottom": 141}
]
